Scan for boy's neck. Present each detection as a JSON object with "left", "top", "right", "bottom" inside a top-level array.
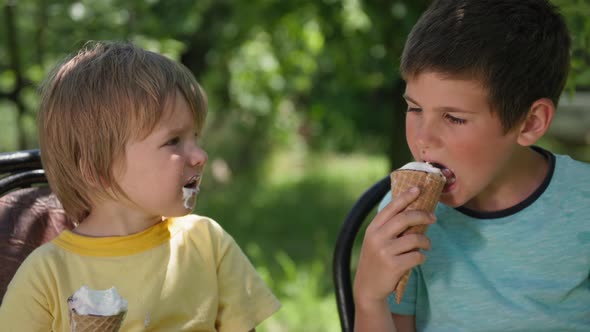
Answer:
[
  {"left": 73, "top": 202, "right": 164, "bottom": 237},
  {"left": 462, "top": 146, "right": 549, "bottom": 212}
]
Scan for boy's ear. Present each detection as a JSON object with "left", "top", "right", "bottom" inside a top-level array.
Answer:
[{"left": 516, "top": 98, "right": 555, "bottom": 146}]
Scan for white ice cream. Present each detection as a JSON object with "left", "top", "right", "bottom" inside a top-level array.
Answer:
[
  {"left": 182, "top": 186, "right": 200, "bottom": 209},
  {"left": 400, "top": 161, "right": 444, "bottom": 176},
  {"left": 68, "top": 286, "right": 128, "bottom": 316}
]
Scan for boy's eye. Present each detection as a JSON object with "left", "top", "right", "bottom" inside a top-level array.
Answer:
[
  {"left": 445, "top": 114, "right": 466, "bottom": 125},
  {"left": 406, "top": 107, "right": 422, "bottom": 113},
  {"left": 165, "top": 137, "right": 180, "bottom": 146}
]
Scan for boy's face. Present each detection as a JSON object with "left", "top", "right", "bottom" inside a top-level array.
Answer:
[
  {"left": 115, "top": 92, "right": 207, "bottom": 218},
  {"left": 404, "top": 72, "right": 521, "bottom": 208}
]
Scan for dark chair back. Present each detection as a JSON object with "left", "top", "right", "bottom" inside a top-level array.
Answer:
[
  {"left": 0, "top": 149, "right": 74, "bottom": 302},
  {"left": 332, "top": 175, "right": 390, "bottom": 332},
  {"left": 0, "top": 149, "right": 47, "bottom": 195}
]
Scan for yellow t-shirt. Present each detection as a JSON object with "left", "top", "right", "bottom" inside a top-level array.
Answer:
[{"left": 0, "top": 215, "right": 280, "bottom": 331}]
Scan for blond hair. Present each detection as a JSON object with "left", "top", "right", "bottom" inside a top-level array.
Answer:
[{"left": 38, "top": 41, "right": 207, "bottom": 221}]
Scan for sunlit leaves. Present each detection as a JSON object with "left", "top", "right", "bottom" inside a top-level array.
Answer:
[
  {"left": 132, "top": 36, "right": 186, "bottom": 60},
  {"left": 342, "top": 0, "right": 371, "bottom": 32},
  {"left": 0, "top": 71, "right": 16, "bottom": 93},
  {"left": 552, "top": 0, "right": 590, "bottom": 90},
  {"left": 229, "top": 31, "right": 282, "bottom": 115}
]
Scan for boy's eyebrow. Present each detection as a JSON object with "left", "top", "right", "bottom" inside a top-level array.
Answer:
[
  {"left": 160, "top": 124, "right": 196, "bottom": 137},
  {"left": 403, "top": 94, "right": 420, "bottom": 105},
  {"left": 403, "top": 94, "right": 475, "bottom": 113}
]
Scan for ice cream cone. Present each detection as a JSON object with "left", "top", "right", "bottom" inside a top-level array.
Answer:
[
  {"left": 390, "top": 164, "right": 446, "bottom": 304},
  {"left": 67, "top": 286, "right": 128, "bottom": 332},
  {"left": 70, "top": 310, "right": 126, "bottom": 332}
]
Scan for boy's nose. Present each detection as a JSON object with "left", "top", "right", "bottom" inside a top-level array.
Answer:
[
  {"left": 414, "top": 119, "right": 441, "bottom": 152},
  {"left": 189, "top": 146, "right": 208, "bottom": 167}
]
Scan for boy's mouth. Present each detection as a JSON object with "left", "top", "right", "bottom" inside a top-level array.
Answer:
[
  {"left": 183, "top": 175, "right": 200, "bottom": 189},
  {"left": 182, "top": 175, "right": 201, "bottom": 209},
  {"left": 426, "top": 161, "right": 456, "bottom": 191}
]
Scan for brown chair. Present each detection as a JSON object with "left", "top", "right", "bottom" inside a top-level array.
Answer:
[{"left": 0, "top": 149, "right": 75, "bottom": 303}]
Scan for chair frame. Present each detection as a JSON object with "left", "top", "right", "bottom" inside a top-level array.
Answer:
[
  {"left": 332, "top": 175, "right": 391, "bottom": 332},
  {"left": 0, "top": 149, "right": 47, "bottom": 195}
]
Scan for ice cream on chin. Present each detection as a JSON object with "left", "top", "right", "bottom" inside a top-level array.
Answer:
[
  {"left": 182, "top": 175, "right": 201, "bottom": 209},
  {"left": 182, "top": 186, "right": 200, "bottom": 209},
  {"left": 68, "top": 286, "right": 128, "bottom": 332},
  {"left": 391, "top": 161, "right": 446, "bottom": 304}
]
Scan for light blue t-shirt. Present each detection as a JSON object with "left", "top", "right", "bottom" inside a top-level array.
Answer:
[{"left": 379, "top": 148, "right": 590, "bottom": 331}]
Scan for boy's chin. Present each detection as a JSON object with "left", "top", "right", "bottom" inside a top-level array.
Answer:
[
  {"left": 163, "top": 205, "right": 196, "bottom": 218},
  {"left": 439, "top": 193, "right": 465, "bottom": 208}
]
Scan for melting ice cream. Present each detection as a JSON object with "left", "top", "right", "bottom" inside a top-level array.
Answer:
[
  {"left": 182, "top": 174, "right": 202, "bottom": 209},
  {"left": 400, "top": 161, "right": 444, "bottom": 175},
  {"left": 182, "top": 186, "right": 200, "bottom": 209}
]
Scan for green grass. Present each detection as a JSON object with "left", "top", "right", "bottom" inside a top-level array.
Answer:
[{"left": 194, "top": 151, "right": 389, "bottom": 331}]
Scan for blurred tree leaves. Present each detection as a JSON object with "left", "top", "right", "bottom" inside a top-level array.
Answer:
[
  {"left": 554, "top": 0, "right": 590, "bottom": 91},
  {"left": 1, "top": 0, "right": 589, "bottom": 173}
]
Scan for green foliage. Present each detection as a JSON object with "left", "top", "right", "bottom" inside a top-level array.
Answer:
[
  {"left": 0, "top": 0, "right": 427, "bottom": 162},
  {"left": 2, "top": 0, "right": 588, "bottom": 163},
  {"left": 255, "top": 251, "right": 340, "bottom": 332},
  {"left": 553, "top": 0, "right": 590, "bottom": 90}
]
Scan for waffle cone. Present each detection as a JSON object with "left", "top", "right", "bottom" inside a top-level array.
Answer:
[
  {"left": 390, "top": 169, "right": 445, "bottom": 304},
  {"left": 70, "top": 310, "right": 126, "bottom": 332}
]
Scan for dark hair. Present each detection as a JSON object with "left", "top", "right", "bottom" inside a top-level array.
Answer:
[{"left": 401, "top": 0, "right": 571, "bottom": 131}]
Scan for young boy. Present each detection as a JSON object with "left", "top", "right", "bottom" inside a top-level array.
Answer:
[
  {"left": 354, "top": 0, "right": 590, "bottom": 331},
  {"left": 0, "top": 41, "right": 280, "bottom": 331}
]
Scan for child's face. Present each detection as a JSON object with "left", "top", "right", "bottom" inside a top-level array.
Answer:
[
  {"left": 404, "top": 72, "right": 521, "bottom": 208},
  {"left": 115, "top": 92, "right": 207, "bottom": 218}
]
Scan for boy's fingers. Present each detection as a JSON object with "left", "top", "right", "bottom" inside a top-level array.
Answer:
[
  {"left": 388, "top": 233, "right": 432, "bottom": 254},
  {"left": 371, "top": 187, "right": 421, "bottom": 228},
  {"left": 394, "top": 250, "right": 427, "bottom": 273},
  {"left": 378, "top": 209, "right": 435, "bottom": 239}
]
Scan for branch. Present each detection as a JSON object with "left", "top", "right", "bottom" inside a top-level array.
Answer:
[
  {"left": 34, "top": 0, "right": 48, "bottom": 66},
  {"left": 4, "top": 0, "right": 25, "bottom": 99},
  {"left": 3, "top": 0, "right": 29, "bottom": 149}
]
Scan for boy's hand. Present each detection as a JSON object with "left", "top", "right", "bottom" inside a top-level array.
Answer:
[{"left": 353, "top": 187, "right": 435, "bottom": 308}]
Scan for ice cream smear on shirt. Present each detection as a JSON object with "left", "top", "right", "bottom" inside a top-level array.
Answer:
[
  {"left": 182, "top": 175, "right": 201, "bottom": 209},
  {"left": 67, "top": 286, "right": 128, "bottom": 316}
]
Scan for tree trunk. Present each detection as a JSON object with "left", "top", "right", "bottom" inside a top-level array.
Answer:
[
  {"left": 4, "top": 1, "right": 28, "bottom": 149},
  {"left": 388, "top": 79, "right": 412, "bottom": 170}
]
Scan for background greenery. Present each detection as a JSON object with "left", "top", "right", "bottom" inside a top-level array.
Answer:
[{"left": 1, "top": 0, "right": 589, "bottom": 330}]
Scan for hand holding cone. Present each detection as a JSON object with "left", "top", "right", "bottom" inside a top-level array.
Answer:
[{"left": 390, "top": 162, "right": 445, "bottom": 304}]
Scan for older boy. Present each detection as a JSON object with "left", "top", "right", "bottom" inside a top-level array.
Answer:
[
  {"left": 354, "top": 0, "right": 590, "bottom": 331},
  {"left": 0, "top": 41, "right": 280, "bottom": 331}
]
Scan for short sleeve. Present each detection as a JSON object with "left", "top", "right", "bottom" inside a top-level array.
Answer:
[
  {"left": 387, "top": 266, "right": 419, "bottom": 315},
  {"left": 214, "top": 229, "right": 281, "bottom": 332},
  {"left": 378, "top": 189, "right": 392, "bottom": 212},
  {"left": 0, "top": 248, "right": 53, "bottom": 331}
]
